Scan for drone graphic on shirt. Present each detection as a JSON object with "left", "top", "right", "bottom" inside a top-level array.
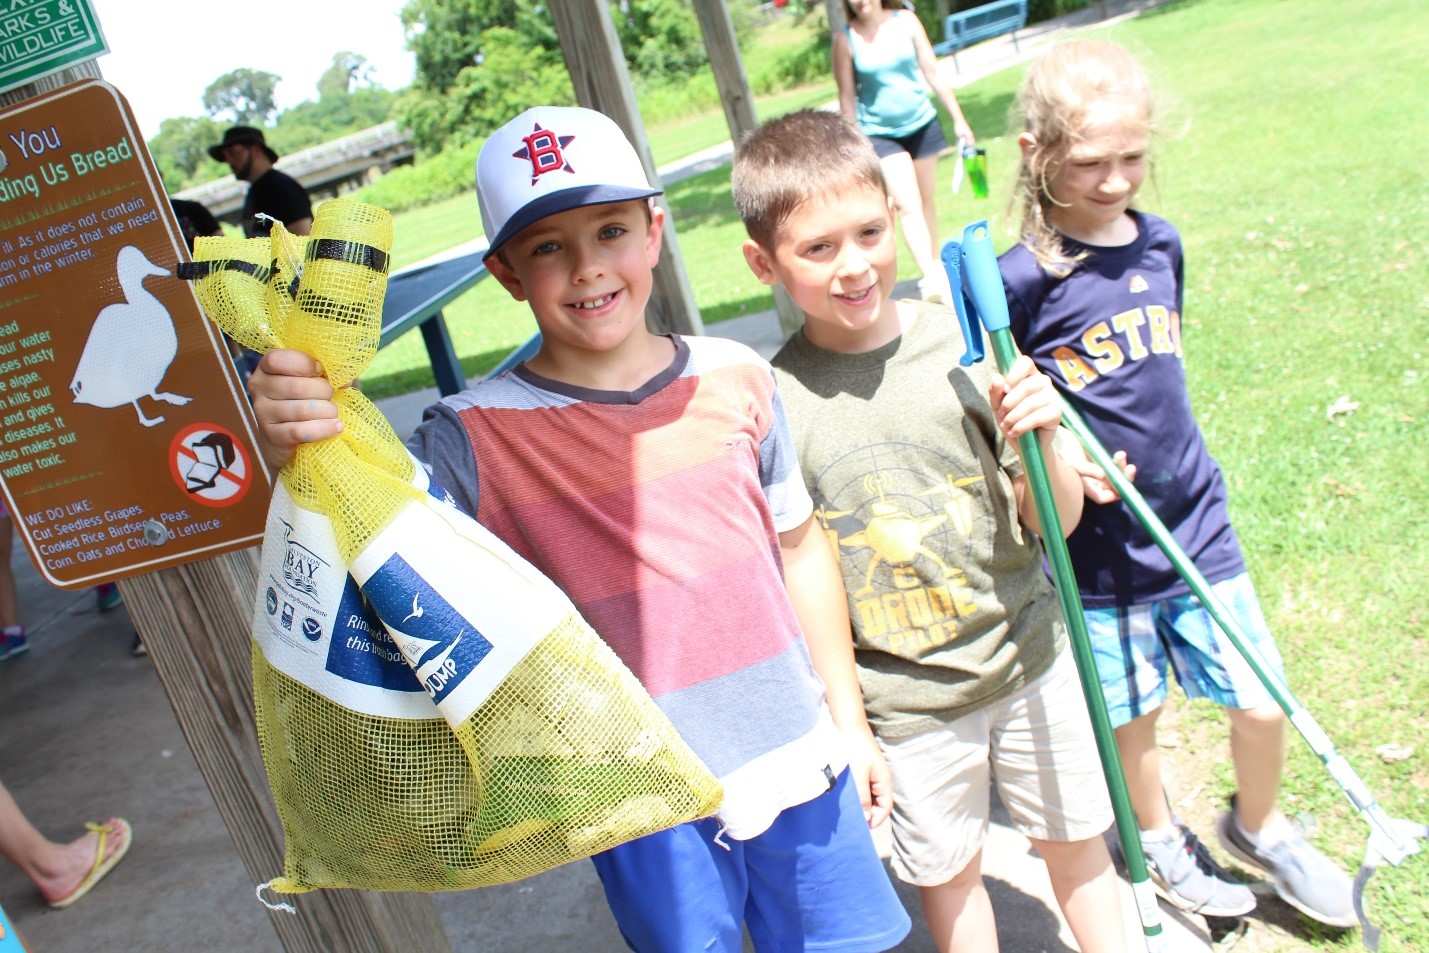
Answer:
[
  {"left": 824, "top": 473, "right": 954, "bottom": 597},
  {"left": 917, "top": 472, "right": 986, "bottom": 537}
]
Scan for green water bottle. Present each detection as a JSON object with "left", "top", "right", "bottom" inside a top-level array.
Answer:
[{"left": 961, "top": 143, "right": 988, "bottom": 199}]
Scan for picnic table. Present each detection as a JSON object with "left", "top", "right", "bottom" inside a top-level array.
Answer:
[{"left": 379, "top": 250, "right": 490, "bottom": 397}]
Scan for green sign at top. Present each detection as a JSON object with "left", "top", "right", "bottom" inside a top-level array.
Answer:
[{"left": 0, "top": 0, "right": 107, "bottom": 94}]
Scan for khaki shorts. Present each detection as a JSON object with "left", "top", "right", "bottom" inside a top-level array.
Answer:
[{"left": 879, "top": 650, "right": 1113, "bottom": 886}]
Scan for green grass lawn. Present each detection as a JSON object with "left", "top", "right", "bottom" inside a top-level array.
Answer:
[{"left": 1104, "top": 3, "right": 1428, "bottom": 948}]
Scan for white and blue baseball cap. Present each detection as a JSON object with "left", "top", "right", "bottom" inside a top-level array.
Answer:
[{"left": 477, "top": 106, "right": 662, "bottom": 260}]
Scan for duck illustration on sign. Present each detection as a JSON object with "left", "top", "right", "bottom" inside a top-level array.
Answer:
[{"left": 70, "top": 245, "right": 192, "bottom": 427}]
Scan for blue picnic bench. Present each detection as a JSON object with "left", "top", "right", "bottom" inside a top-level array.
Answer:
[
  {"left": 379, "top": 251, "right": 490, "bottom": 396},
  {"left": 931, "top": 0, "right": 1029, "bottom": 73},
  {"left": 378, "top": 248, "right": 542, "bottom": 396}
]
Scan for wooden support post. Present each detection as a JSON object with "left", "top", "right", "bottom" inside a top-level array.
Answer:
[
  {"left": 121, "top": 554, "right": 452, "bottom": 953},
  {"left": 693, "top": 0, "right": 758, "bottom": 136},
  {"left": 548, "top": 0, "right": 704, "bottom": 336},
  {"left": 693, "top": 0, "right": 804, "bottom": 342},
  {"left": 0, "top": 61, "right": 452, "bottom": 953}
]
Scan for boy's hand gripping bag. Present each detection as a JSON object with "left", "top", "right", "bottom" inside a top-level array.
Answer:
[{"left": 181, "top": 200, "right": 721, "bottom": 895}]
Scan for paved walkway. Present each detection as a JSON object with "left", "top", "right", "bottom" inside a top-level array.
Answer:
[{"left": 0, "top": 3, "right": 1214, "bottom": 951}]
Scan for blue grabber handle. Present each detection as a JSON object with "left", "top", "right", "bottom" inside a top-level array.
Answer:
[
  {"left": 944, "top": 220, "right": 1166, "bottom": 952},
  {"left": 940, "top": 240, "right": 983, "bottom": 367}
]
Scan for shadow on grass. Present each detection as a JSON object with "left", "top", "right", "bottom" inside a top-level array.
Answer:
[
  {"left": 1130, "top": 0, "right": 1215, "bottom": 24},
  {"left": 957, "top": 89, "right": 1019, "bottom": 140}
]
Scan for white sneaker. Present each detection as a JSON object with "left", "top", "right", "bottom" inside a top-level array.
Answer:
[
  {"left": 1217, "top": 798, "right": 1357, "bottom": 928},
  {"left": 1131, "top": 824, "right": 1257, "bottom": 918}
]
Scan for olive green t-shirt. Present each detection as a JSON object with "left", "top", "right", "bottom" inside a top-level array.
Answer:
[{"left": 773, "top": 302, "right": 1066, "bottom": 738}]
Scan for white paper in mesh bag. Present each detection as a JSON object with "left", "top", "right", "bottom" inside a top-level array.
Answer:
[{"left": 252, "top": 477, "right": 442, "bottom": 721}]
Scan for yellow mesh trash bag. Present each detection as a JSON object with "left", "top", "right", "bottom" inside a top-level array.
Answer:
[{"left": 182, "top": 200, "right": 721, "bottom": 894}]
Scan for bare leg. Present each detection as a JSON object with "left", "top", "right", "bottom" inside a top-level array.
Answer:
[
  {"left": 0, "top": 779, "right": 128, "bottom": 905},
  {"left": 1227, "top": 705, "right": 1287, "bottom": 831},
  {"left": 912, "top": 152, "right": 942, "bottom": 265},
  {"left": 1030, "top": 835, "right": 1128, "bottom": 953},
  {"left": 879, "top": 152, "right": 939, "bottom": 285},
  {"left": 919, "top": 848, "right": 999, "bottom": 953},
  {"left": 1113, "top": 707, "right": 1174, "bottom": 830}
]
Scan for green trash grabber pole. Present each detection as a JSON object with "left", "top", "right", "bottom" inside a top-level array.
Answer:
[
  {"left": 1056, "top": 396, "right": 1427, "bottom": 951},
  {"left": 943, "top": 221, "right": 1166, "bottom": 952}
]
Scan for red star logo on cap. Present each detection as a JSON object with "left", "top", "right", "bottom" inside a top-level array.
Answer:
[{"left": 514, "top": 124, "right": 576, "bottom": 184}]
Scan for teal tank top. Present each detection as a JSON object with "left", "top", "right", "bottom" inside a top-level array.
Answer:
[{"left": 846, "top": 11, "right": 936, "bottom": 139}]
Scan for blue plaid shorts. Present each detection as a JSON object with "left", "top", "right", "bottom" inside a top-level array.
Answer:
[{"left": 1085, "top": 572, "right": 1287, "bottom": 728}]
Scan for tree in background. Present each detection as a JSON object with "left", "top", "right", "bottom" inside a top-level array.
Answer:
[
  {"left": 317, "top": 52, "right": 375, "bottom": 100},
  {"left": 201, "top": 68, "right": 281, "bottom": 126},
  {"left": 614, "top": 0, "right": 707, "bottom": 78},
  {"left": 152, "top": 54, "right": 397, "bottom": 191},
  {"left": 397, "top": 0, "right": 555, "bottom": 152},
  {"left": 395, "top": 0, "right": 707, "bottom": 154},
  {"left": 275, "top": 52, "right": 397, "bottom": 151},
  {"left": 150, "top": 115, "right": 228, "bottom": 190},
  {"left": 397, "top": 21, "right": 570, "bottom": 154},
  {"left": 400, "top": 0, "right": 515, "bottom": 94}
]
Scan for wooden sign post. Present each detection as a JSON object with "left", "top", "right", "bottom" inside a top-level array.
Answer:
[{"left": 547, "top": 0, "right": 703, "bottom": 337}]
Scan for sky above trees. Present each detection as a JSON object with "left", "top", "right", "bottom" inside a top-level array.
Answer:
[{"left": 90, "top": 0, "right": 415, "bottom": 141}]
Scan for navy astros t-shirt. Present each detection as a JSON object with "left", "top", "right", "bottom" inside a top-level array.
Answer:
[{"left": 1000, "top": 211, "right": 1245, "bottom": 607}]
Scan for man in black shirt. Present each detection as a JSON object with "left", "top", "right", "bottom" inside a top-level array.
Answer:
[{"left": 208, "top": 126, "right": 313, "bottom": 238}]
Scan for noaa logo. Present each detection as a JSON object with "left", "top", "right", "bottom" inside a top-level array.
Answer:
[
  {"left": 278, "top": 519, "right": 329, "bottom": 597},
  {"left": 266, "top": 587, "right": 278, "bottom": 615},
  {"left": 300, "top": 617, "right": 323, "bottom": 641}
]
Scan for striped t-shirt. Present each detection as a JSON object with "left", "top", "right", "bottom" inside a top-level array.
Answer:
[{"left": 408, "top": 334, "right": 848, "bottom": 838}]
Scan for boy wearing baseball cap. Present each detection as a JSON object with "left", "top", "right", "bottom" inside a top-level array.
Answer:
[{"left": 249, "top": 106, "right": 910, "bottom": 952}]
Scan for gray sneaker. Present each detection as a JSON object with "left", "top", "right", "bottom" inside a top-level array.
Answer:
[
  {"left": 1137, "top": 824, "right": 1257, "bottom": 918},
  {"left": 1216, "top": 800, "right": 1357, "bottom": 929}
]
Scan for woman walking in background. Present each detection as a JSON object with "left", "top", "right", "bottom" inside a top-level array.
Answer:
[{"left": 834, "top": 0, "right": 973, "bottom": 303}]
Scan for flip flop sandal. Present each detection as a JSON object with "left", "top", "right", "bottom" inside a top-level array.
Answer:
[{"left": 49, "top": 818, "right": 132, "bottom": 909}]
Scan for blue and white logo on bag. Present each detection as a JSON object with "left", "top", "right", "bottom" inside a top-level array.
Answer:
[
  {"left": 361, "top": 554, "right": 494, "bottom": 704},
  {"left": 280, "top": 519, "right": 329, "bottom": 597},
  {"left": 417, "top": 462, "right": 459, "bottom": 509},
  {"left": 324, "top": 574, "right": 425, "bottom": 693}
]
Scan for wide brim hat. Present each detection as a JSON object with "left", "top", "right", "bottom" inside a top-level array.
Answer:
[
  {"left": 477, "top": 106, "right": 661, "bottom": 260},
  {"left": 208, "top": 126, "right": 280, "bottom": 164}
]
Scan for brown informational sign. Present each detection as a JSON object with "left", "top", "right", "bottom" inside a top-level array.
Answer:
[{"left": 0, "top": 79, "right": 269, "bottom": 589}]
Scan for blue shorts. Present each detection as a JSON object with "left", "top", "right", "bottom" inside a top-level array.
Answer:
[
  {"left": 589, "top": 768, "right": 911, "bottom": 953},
  {"left": 867, "top": 117, "right": 947, "bottom": 161},
  {"left": 1086, "top": 572, "right": 1287, "bottom": 728}
]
